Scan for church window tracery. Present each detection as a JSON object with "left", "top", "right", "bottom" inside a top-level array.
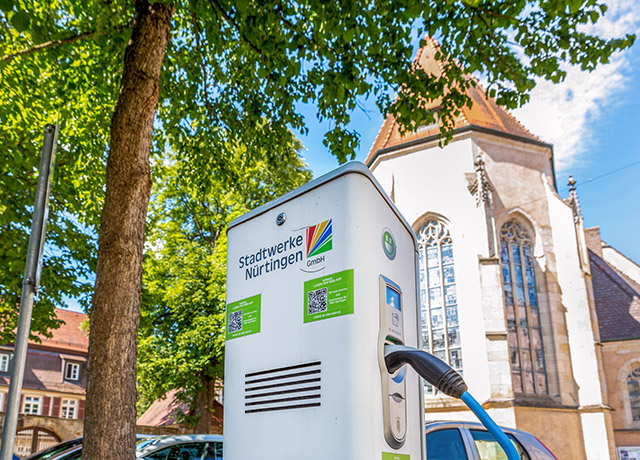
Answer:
[
  {"left": 628, "top": 367, "right": 640, "bottom": 422},
  {"left": 417, "top": 219, "right": 462, "bottom": 394},
  {"left": 500, "top": 220, "right": 548, "bottom": 395}
]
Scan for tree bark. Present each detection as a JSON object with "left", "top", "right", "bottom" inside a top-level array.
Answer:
[
  {"left": 83, "top": 2, "right": 173, "bottom": 459},
  {"left": 193, "top": 374, "right": 220, "bottom": 433}
]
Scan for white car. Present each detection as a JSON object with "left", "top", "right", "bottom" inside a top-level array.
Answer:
[
  {"left": 40, "top": 434, "right": 222, "bottom": 460},
  {"left": 136, "top": 434, "right": 222, "bottom": 460}
]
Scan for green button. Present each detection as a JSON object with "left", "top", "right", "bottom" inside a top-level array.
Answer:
[{"left": 382, "top": 230, "right": 396, "bottom": 260}]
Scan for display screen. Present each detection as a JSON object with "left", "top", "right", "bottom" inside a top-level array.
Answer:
[{"left": 386, "top": 286, "right": 401, "bottom": 311}]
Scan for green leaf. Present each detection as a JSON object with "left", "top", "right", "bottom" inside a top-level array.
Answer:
[
  {"left": 0, "top": 0, "right": 13, "bottom": 13},
  {"left": 11, "top": 10, "right": 31, "bottom": 32}
]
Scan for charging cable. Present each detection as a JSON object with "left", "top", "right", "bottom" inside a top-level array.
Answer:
[{"left": 385, "top": 344, "right": 520, "bottom": 460}]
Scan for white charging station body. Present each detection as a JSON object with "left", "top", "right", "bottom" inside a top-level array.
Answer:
[{"left": 224, "top": 162, "right": 424, "bottom": 460}]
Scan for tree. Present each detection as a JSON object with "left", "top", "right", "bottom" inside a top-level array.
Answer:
[
  {"left": 0, "top": 0, "right": 634, "bottom": 458},
  {"left": 137, "top": 139, "right": 311, "bottom": 431}
]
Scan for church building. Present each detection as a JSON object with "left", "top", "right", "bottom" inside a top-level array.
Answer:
[{"left": 365, "top": 38, "right": 640, "bottom": 460}]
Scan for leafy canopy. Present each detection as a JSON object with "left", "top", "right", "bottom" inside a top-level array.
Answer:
[
  {"left": 137, "top": 138, "right": 311, "bottom": 421},
  {"left": 0, "top": 0, "right": 633, "bottom": 337}
]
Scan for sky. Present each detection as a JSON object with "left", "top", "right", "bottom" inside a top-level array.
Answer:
[{"left": 294, "top": 0, "right": 640, "bottom": 265}]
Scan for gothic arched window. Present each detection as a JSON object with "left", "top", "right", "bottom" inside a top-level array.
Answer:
[
  {"left": 417, "top": 220, "right": 462, "bottom": 393},
  {"left": 628, "top": 367, "right": 640, "bottom": 422},
  {"left": 500, "top": 220, "right": 548, "bottom": 395}
]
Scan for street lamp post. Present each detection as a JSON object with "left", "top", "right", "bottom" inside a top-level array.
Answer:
[{"left": 0, "top": 123, "right": 58, "bottom": 460}]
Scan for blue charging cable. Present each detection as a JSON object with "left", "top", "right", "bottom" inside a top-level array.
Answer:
[
  {"left": 460, "top": 391, "right": 520, "bottom": 460},
  {"left": 385, "top": 345, "right": 520, "bottom": 460}
]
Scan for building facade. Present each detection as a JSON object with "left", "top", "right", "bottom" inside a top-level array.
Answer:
[
  {"left": 365, "top": 38, "right": 640, "bottom": 460},
  {"left": 0, "top": 308, "right": 87, "bottom": 457},
  {"left": 586, "top": 227, "right": 640, "bottom": 459}
]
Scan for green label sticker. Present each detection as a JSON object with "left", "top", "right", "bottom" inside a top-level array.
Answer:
[
  {"left": 226, "top": 294, "right": 261, "bottom": 340},
  {"left": 382, "top": 453, "right": 409, "bottom": 460},
  {"left": 304, "top": 269, "right": 354, "bottom": 323}
]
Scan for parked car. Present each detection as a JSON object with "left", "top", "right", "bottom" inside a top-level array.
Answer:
[
  {"left": 38, "top": 434, "right": 222, "bottom": 460},
  {"left": 23, "top": 438, "right": 82, "bottom": 460},
  {"left": 24, "top": 434, "right": 153, "bottom": 460},
  {"left": 425, "top": 421, "right": 557, "bottom": 460},
  {"left": 136, "top": 434, "right": 223, "bottom": 459}
]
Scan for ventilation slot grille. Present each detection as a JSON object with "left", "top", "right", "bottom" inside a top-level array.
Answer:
[{"left": 244, "top": 361, "right": 321, "bottom": 414}]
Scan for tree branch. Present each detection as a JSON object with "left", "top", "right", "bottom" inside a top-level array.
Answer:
[
  {"left": 189, "top": 7, "right": 215, "bottom": 117},
  {"left": 206, "top": 0, "right": 263, "bottom": 56},
  {"left": 2, "top": 24, "right": 131, "bottom": 62}
]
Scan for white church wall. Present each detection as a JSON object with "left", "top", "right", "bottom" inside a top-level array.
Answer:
[
  {"left": 369, "top": 130, "right": 618, "bottom": 456},
  {"left": 545, "top": 178, "right": 605, "bottom": 405},
  {"left": 371, "top": 136, "right": 494, "bottom": 402},
  {"left": 545, "top": 177, "right": 616, "bottom": 459}
]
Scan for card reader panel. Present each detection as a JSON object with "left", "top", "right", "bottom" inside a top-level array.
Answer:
[{"left": 378, "top": 276, "right": 407, "bottom": 449}]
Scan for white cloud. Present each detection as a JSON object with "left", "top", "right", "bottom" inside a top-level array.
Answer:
[{"left": 512, "top": 0, "right": 640, "bottom": 172}]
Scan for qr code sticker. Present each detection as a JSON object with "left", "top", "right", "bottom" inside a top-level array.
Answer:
[
  {"left": 308, "top": 288, "right": 328, "bottom": 315},
  {"left": 228, "top": 310, "right": 243, "bottom": 333}
]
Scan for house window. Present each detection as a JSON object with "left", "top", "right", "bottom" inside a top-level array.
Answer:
[
  {"left": 61, "top": 399, "right": 78, "bottom": 419},
  {"left": 23, "top": 396, "right": 42, "bottom": 415},
  {"left": 417, "top": 219, "right": 462, "bottom": 394},
  {"left": 0, "top": 353, "right": 9, "bottom": 373},
  {"left": 64, "top": 362, "right": 80, "bottom": 381},
  {"left": 627, "top": 367, "right": 640, "bottom": 422},
  {"left": 500, "top": 220, "right": 548, "bottom": 395}
]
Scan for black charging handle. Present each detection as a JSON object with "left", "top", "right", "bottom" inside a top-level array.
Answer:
[{"left": 384, "top": 344, "right": 468, "bottom": 399}]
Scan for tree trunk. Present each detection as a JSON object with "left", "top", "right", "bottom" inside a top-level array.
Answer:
[
  {"left": 193, "top": 373, "right": 223, "bottom": 433},
  {"left": 83, "top": 2, "right": 173, "bottom": 459}
]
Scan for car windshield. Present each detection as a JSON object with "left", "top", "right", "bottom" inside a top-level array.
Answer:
[
  {"left": 25, "top": 440, "right": 82, "bottom": 460},
  {"left": 470, "top": 429, "right": 530, "bottom": 460}
]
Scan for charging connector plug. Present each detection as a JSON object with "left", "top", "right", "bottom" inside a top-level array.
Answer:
[
  {"left": 385, "top": 344, "right": 467, "bottom": 398},
  {"left": 384, "top": 344, "right": 520, "bottom": 460}
]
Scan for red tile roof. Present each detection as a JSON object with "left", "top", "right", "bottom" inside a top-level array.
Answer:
[
  {"left": 0, "top": 308, "right": 88, "bottom": 394},
  {"left": 138, "top": 389, "right": 224, "bottom": 432},
  {"left": 366, "top": 37, "right": 546, "bottom": 165},
  {"left": 137, "top": 390, "right": 189, "bottom": 427},
  {"left": 0, "top": 348, "right": 87, "bottom": 394},
  {"left": 32, "top": 308, "right": 88, "bottom": 353}
]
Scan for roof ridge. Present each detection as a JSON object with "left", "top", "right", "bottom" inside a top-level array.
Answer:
[{"left": 590, "top": 249, "right": 640, "bottom": 299}]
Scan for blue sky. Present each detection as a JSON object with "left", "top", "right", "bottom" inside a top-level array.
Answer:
[{"left": 295, "top": 0, "right": 640, "bottom": 265}]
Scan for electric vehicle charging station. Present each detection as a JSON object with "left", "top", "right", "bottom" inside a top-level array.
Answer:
[
  {"left": 224, "top": 162, "right": 424, "bottom": 460},
  {"left": 224, "top": 161, "right": 520, "bottom": 460}
]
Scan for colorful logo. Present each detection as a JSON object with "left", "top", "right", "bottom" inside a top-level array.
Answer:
[{"left": 306, "top": 219, "right": 333, "bottom": 258}]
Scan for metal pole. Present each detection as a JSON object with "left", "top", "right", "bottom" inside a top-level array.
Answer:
[{"left": 0, "top": 123, "right": 58, "bottom": 460}]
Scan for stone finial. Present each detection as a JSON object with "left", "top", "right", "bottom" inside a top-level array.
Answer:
[
  {"left": 566, "top": 175, "right": 582, "bottom": 223},
  {"left": 467, "top": 153, "right": 492, "bottom": 206}
]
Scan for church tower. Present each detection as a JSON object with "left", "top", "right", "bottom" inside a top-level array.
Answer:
[{"left": 366, "top": 38, "right": 616, "bottom": 459}]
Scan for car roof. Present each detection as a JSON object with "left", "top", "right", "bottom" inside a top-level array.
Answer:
[
  {"left": 425, "top": 420, "right": 534, "bottom": 438},
  {"left": 135, "top": 434, "right": 223, "bottom": 457},
  {"left": 24, "top": 438, "right": 82, "bottom": 460},
  {"left": 47, "top": 445, "right": 82, "bottom": 460}
]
